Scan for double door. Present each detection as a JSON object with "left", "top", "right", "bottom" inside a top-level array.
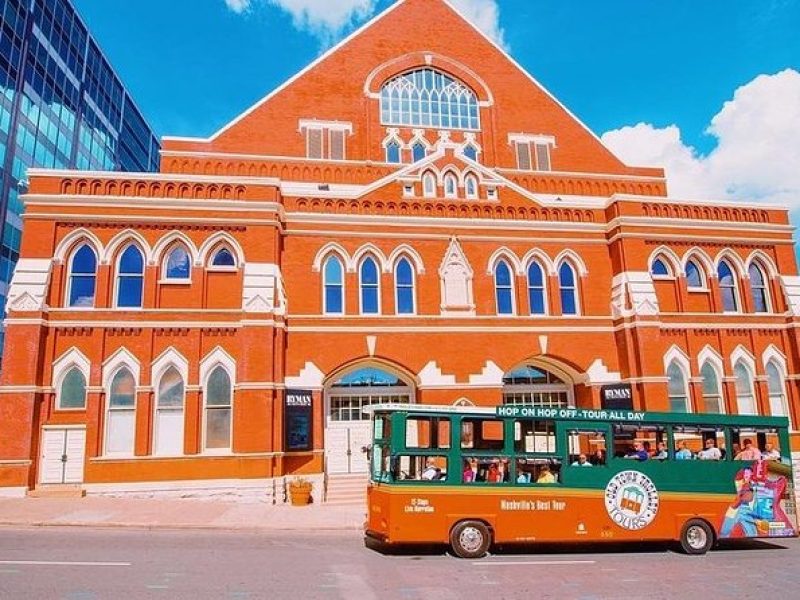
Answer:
[{"left": 40, "top": 428, "right": 86, "bottom": 485}]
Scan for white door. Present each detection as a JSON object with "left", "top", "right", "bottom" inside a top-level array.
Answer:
[
  {"left": 40, "top": 428, "right": 86, "bottom": 485},
  {"left": 325, "top": 424, "right": 372, "bottom": 475}
]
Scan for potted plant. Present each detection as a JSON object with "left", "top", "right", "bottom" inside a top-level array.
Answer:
[{"left": 288, "top": 478, "right": 313, "bottom": 506}]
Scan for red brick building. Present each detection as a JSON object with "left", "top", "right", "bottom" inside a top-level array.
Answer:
[{"left": 2, "top": 0, "right": 799, "bottom": 500}]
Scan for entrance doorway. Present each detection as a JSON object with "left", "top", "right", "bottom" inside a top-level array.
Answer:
[
  {"left": 325, "top": 367, "right": 413, "bottom": 474},
  {"left": 40, "top": 427, "right": 86, "bottom": 485},
  {"left": 502, "top": 364, "right": 574, "bottom": 407}
]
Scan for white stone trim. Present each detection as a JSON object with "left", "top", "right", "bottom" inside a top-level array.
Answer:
[
  {"left": 151, "top": 347, "right": 190, "bottom": 388},
  {"left": 242, "top": 263, "right": 286, "bottom": 314},
  {"left": 102, "top": 347, "right": 141, "bottom": 389},
  {"left": 7, "top": 258, "right": 52, "bottom": 313},
  {"left": 284, "top": 362, "right": 325, "bottom": 390},
  {"left": 418, "top": 361, "right": 457, "bottom": 388}
]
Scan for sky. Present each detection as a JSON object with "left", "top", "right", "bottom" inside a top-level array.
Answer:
[{"left": 73, "top": 0, "right": 800, "bottom": 217}]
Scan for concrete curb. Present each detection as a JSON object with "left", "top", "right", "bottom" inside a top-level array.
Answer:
[{"left": 0, "top": 520, "right": 365, "bottom": 533}]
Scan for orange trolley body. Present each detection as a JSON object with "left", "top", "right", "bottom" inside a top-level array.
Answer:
[{"left": 364, "top": 405, "right": 798, "bottom": 558}]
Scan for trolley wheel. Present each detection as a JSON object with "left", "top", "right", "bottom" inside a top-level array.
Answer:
[
  {"left": 679, "top": 519, "right": 714, "bottom": 555},
  {"left": 450, "top": 520, "right": 492, "bottom": 559}
]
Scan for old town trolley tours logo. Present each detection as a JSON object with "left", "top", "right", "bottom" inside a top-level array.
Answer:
[{"left": 604, "top": 470, "right": 660, "bottom": 530}]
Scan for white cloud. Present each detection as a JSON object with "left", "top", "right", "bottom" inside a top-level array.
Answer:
[
  {"left": 223, "top": 0, "right": 506, "bottom": 47},
  {"left": 447, "top": 0, "right": 506, "bottom": 49},
  {"left": 224, "top": 0, "right": 251, "bottom": 13},
  {"left": 601, "top": 69, "right": 800, "bottom": 212}
]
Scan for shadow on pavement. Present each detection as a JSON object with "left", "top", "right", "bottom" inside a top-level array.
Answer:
[{"left": 364, "top": 535, "right": 792, "bottom": 558}]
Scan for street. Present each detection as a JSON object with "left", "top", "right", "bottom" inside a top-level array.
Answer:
[{"left": 0, "top": 527, "right": 797, "bottom": 599}]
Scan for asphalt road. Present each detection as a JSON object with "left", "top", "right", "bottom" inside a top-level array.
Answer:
[{"left": 0, "top": 527, "right": 797, "bottom": 599}]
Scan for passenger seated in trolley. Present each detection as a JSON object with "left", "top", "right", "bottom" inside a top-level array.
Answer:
[
  {"left": 571, "top": 454, "right": 592, "bottom": 467},
  {"left": 675, "top": 441, "right": 693, "bottom": 460},
  {"left": 624, "top": 441, "right": 649, "bottom": 461},
  {"left": 536, "top": 464, "right": 557, "bottom": 484},
  {"left": 735, "top": 439, "right": 762, "bottom": 461},
  {"left": 420, "top": 458, "right": 442, "bottom": 481},
  {"left": 653, "top": 442, "right": 668, "bottom": 460},
  {"left": 764, "top": 443, "right": 781, "bottom": 461},
  {"left": 463, "top": 458, "right": 480, "bottom": 483},
  {"left": 697, "top": 438, "right": 723, "bottom": 461}
]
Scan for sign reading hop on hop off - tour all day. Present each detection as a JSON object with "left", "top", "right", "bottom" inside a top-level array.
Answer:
[{"left": 284, "top": 389, "right": 313, "bottom": 452}]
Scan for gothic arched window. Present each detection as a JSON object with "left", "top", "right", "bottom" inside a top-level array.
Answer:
[
  {"left": 749, "top": 263, "right": 770, "bottom": 313},
  {"left": 718, "top": 261, "right": 739, "bottom": 312},
  {"left": 116, "top": 245, "right": 144, "bottom": 308},
  {"left": 380, "top": 68, "right": 480, "bottom": 130},
  {"left": 68, "top": 244, "right": 97, "bottom": 308}
]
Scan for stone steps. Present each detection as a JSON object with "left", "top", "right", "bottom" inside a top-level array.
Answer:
[
  {"left": 28, "top": 484, "right": 86, "bottom": 499},
  {"left": 325, "top": 474, "right": 368, "bottom": 505}
]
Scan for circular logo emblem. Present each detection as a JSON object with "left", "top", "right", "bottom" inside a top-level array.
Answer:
[{"left": 604, "top": 470, "right": 660, "bottom": 531}]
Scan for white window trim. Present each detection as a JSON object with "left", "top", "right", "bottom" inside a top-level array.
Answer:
[
  {"left": 526, "top": 262, "right": 549, "bottom": 317},
  {"left": 153, "top": 367, "right": 186, "bottom": 458},
  {"left": 161, "top": 245, "right": 193, "bottom": 284},
  {"left": 443, "top": 172, "right": 458, "bottom": 199},
  {"left": 358, "top": 256, "right": 382, "bottom": 316},
  {"left": 113, "top": 245, "right": 145, "bottom": 310},
  {"left": 558, "top": 262, "right": 581, "bottom": 316},
  {"left": 394, "top": 258, "right": 417, "bottom": 316},
  {"left": 494, "top": 261, "right": 517, "bottom": 316},
  {"left": 55, "top": 367, "right": 89, "bottom": 412},
  {"left": 666, "top": 360, "right": 692, "bottom": 413},
  {"left": 749, "top": 264, "right": 772, "bottom": 313},
  {"left": 65, "top": 244, "right": 98, "bottom": 310},
  {"left": 422, "top": 172, "right": 437, "bottom": 198},
  {"left": 684, "top": 260, "right": 708, "bottom": 291},
  {"left": 732, "top": 361, "right": 757, "bottom": 416},
  {"left": 464, "top": 174, "right": 479, "bottom": 200},
  {"left": 103, "top": 366, "right": 138, "bottom": 458},
  {"left": 699, "top": 361, "right": 726, "bottom": 414},
  {"left": 322, "top": 255, "right": 346, "bottom": 316},
  {"left": 202, "top": 365, "right": 234, "bottom": 454}
]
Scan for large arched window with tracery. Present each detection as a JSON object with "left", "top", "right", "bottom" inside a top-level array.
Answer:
[{"left": 380, "top": 68, "right": 480, "bottom": 130}]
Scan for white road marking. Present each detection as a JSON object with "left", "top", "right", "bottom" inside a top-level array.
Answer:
[
  {"left": 477, "top": 560, "right": 597, "bottom": 566},
  {"left": 146, "top": 585, "right": 169, "bottom": 590},
  {"left": 0, "top": 560, "right": 131, "bottom": 567}
]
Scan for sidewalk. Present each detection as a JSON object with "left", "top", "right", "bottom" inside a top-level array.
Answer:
[{"left": 0, "top": 496, "right": 366, "bottom": 532}]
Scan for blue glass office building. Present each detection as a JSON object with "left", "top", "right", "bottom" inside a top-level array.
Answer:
[{"left": 0, "top": 0, "right": 159, "bottom": 351}]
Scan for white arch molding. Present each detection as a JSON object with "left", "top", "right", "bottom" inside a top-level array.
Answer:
[
  {"left": 151, "top": 231, "right": 200, "bottom": 267},
  {"left": 197, "top": 232, "right": 246, "bottom": 268},
  {"left": 102, "top": 230, "right": 153, "bottom": 266},
  {"left": 54, "top": 228, "right": 104, "bottom": 263}
]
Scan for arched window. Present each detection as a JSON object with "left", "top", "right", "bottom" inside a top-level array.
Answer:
[
  {"left": 58, "top": 367, "right": 87, "bottom": 410},
  {"left": 463, "top": 144, "right": 478, "bottom": 161},
  {"left": 443, "top": 173, "right": 457, "bottom": 198},
  {"left": 502, "top": 365, "right": 573, "bottom": 408},
  {"left": 766, "top": 362, "right": 790, "bottom": 426},
  {"left": 734, "top": 362, "right": 757, "bottom": 415},
  {"left": 164, "top": 245, "right": 191, "bottom": 280},
  {"left": 718, "top": 261, "right": 739, "bottom": 312},
  {"left": 329, "top": 367, "right": 412, "bottom": 423},
  {"left": 116, "top": 246, "right": 144, "bottom": 308},
  {"left": 558, "top": 262, "right": 579, "bottom": 316},
  {"left": 749, "top": 263, "right": 770, "bottom": 313},
  {"left": 68, "top": 244, "right": 97, "bottom": 308},
  {"left": 412, "top": 142, "right": 426, "bottom": 162},
  {"left": 154, "top": 367, "right": 185, "bottom": 456},
  {"left": 205, "top": 366, "right": 232, "bottom": 451},
  {"left": 465, "top": 174, "right": 478, "bottom": 199},
  {"left": 395, "top": 257, "right": 415, "bottom": 315},
  {"left": 527, "top": 262, "right": 546, "bottom": 315},
  {"left": 106, "top": 368, "right": 136, "bottom": 455},
  {"left": 211, "top": 247, "right": 236, "bottom": 268},
  {"left": 323, "top": 256, "right": 344, "bottom": 315},
  {"left": 386, "top": 141, "right": 401, "bottom": 164},
  {"left": 666, "top": 361, "right": 689, "bottom": 412},
  {"left": 422, "top": 172, "right": 436, "bottom": 198},
  {"left": 686, "top": 260, "right": 704, "bottom": 289},
  {"left": 360, "top": 257, "right": 380, "bottom": 314},
  {"left": 494, "top": 260, "right": 514, "bottom": 315},
  {"left": 380, "top": 68, "right": 480, "bottom": 130},
  {"left": 700, "top": 362, "right": 724, "bottom": 413},
  {"left": 651, "top": 258, "right": 671, "bottom": 277}
]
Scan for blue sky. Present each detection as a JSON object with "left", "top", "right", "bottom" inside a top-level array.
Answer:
[{"left": 73, "top": 0, "right": 800, "bottom": 211}]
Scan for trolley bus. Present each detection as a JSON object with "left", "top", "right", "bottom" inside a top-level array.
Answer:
[{"left": 365, "top": 404, "right": 797, "bottom": 558}]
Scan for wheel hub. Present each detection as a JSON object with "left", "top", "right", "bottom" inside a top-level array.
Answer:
[
  {"left": 459, "top": 527, "right": 484, "bottom": 553},
  {"left": 687, "top": 525, "right": 708, "bottom": 549}
]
